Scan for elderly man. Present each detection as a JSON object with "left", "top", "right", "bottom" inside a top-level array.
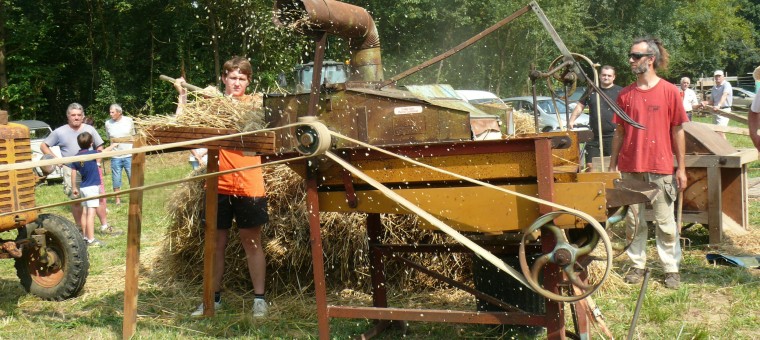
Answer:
[
  {"left": 707, "top": 70, "right": 733, "bottom": 138},
  {"left": 679, "top": 77, "right": 699, "bottom": 121},
  {"left": 608, "top": 37, "right": 688, "bottom": 289},
  {"left": 104, "top": 103, "right": 135, "bottom": 205},
  {"left": 41, "top": 103, "right": 105, "bottom": 233}
]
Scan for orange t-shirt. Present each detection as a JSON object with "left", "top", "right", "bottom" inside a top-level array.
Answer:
[
  {"left": 217, "top": 149, "right": 265, "bottom": 197},
  {"left": 216, "top": 94, "right": 265, "bottom": 197}
]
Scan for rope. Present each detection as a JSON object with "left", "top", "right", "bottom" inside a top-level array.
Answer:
[
  {"left": 0, "top": 153, "right": 311, "bottom": 218},
  {"left": 0, "top": 122, "right": 306, "bottom": 172}
]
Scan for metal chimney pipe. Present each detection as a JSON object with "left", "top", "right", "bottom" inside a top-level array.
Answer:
[{"left": 273, "top": 0, "right": 383, "bottom": 83}]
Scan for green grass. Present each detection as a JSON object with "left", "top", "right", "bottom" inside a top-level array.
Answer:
[{"left": 1, "top": 139, "right": 759, "bottom": 339}]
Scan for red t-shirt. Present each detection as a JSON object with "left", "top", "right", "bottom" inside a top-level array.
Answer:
[{"left": 613, "top": 79, "right": 688, "bottom": 174}]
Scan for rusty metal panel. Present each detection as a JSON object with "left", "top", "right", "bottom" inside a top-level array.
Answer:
[
  {"left": 264, "top": 89, "right": 473, "bottom": 152},
  {"left": 405, "top": 84, "right": 496, "bottom": 119},
  {"left": 318, "top": 181, "right": 607, "bottom": 233}
]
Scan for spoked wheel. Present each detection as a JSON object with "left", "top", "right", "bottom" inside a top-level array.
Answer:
[
  {"left": 518, "top": 211, "right": 612, "bottom": 302},
  {"left": 604, "top": 205, "right": 635, "bottom": 259},
  {"left": 15, "top": 214, "right": 89, "bottom": 300}
]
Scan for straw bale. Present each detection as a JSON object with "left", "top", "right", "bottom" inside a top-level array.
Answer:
[
  {"left": 157, "top": 164, "right": 472, "bottom": 295},
  {"left": 133, "top": 93, "right": 266, "bottom": 134},
  {"left": 513, "top": 110, "right": 537, "bottom": 134}
]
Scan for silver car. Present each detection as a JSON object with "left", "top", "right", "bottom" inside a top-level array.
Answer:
[
  {"left": 11, "top": 120, "right": 63, "bottom": 182},
  {"left": 701, "top": 87, "right": 756, "bottom": 110},
  {"left": 732, "top": 87, "right": 756, "bottom": 110},
  {"left": 502, "top": 96, "right": 590, "bottom": 132}
]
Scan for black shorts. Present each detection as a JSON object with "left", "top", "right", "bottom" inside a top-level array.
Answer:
[
  {"left": 584, "top": 136, "right": 614, "bottom": 163},
  {"left": 202, "top": 194, "right": 269, "bottom": 229}
]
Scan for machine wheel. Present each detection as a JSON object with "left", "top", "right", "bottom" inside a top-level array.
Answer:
[
  {"left": 14, "top": 214, "right": 89, "bottom": 300},
  {"left": 518, "top": 211, "right": 612, "bottom": 303}
]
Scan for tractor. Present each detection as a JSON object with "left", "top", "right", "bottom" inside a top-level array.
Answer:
[{"left": 0, "top": 110, "right": 89, "bottom": 300}]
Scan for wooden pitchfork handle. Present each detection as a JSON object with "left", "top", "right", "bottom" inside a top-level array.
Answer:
[{"left": 159, "top": 74, "right": 217, "bottom": 95}]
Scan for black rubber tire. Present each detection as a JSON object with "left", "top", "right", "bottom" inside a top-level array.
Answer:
[{"left": 14, "top": 213, "right": 90, "bottom": 300}]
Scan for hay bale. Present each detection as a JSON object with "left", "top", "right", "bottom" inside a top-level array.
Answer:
[
  {"left": 134, "top": 93, "right": 266, "bottom": 134},
  {"left": 157, "top": 164, "right": 471, "bottom": 294},
  {"left": 513, "top": 110, "right": 537, "bottom": 134}
]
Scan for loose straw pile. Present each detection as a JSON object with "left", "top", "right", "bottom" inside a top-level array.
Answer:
[
  {"left": 133, "top": 93, "right": 266, "bottom": 135},
  {"left": 156, "top": 165, "right": 471, "bottom": 294}
]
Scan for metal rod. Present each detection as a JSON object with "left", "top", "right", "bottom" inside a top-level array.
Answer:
[
  {"left": 378, "top": 5, "right": 532, "bottom": 88},
  {"left": 627, "top": 268, "right": 651, "bottom": 340},
  {"left": 308, "top": 32, "right": 328, "bottom": 117}
]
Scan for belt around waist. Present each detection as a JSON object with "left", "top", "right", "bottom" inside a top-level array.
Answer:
[{"left": 720, "top": 106, "right": 730, "bottom": 109}]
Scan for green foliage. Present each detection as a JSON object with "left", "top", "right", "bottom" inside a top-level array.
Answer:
[
  {"left": 0, "top": 0, "right": 758, "bottom": 121},
  {"left": 91, "top": 69, "right": 117, "bottom": 123}
]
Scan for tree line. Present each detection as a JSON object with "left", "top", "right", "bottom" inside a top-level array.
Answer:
[{"left": 1, "top": 0, "right": 758, "bottom": 126}]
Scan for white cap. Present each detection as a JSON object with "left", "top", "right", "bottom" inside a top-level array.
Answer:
[{"left": 714, "top": 70, "right": 724, "bottom": 77}]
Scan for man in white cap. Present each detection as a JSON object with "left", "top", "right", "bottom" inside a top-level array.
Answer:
[
  {"left": 748, "top": 66, "right": 760, "bottom": 151},
  {"left": 706, "top": 70, "right": 733, "bottom": 138}
]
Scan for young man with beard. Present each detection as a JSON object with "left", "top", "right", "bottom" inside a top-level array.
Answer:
[{"left": 608, "top": 37, "right": 688, "bottom": 289}]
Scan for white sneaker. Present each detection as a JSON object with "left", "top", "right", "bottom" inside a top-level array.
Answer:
[
  {"left": 252, "top": 298, "right": 268, "bottom": 318},
  {"left": 190, "top": 300, "right": 221, "bottom": 317}
]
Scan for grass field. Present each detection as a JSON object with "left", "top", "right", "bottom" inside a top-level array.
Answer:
[{"left": 1, "top": 130, "right": 759, "bottom": 339}]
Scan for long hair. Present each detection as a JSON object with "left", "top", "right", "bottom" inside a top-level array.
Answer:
[{"left": 633, "top": 37, "right": 669, "bottom": 71}]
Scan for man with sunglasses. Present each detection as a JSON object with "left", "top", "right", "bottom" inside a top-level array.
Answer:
[
  {"left": 569, "top": 65, "right": 622, "bottom": 171},
  {"left": 608, "top": 37, "right": 689, "bottom": 290},
  {"left": 705, "top": 70, "right": 733, "bottom": 138}
]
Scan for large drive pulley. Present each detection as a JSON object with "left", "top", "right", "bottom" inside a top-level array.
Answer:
[
  {"left": 294, "top": 117, "right": 332, "bottom": 156},
  {"left": 518, "top": 211, "right": 612, "bottom": 302}
]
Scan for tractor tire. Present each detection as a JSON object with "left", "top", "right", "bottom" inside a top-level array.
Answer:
[{"left": 14, "top": 213, "right": 89, "bottom": 300}]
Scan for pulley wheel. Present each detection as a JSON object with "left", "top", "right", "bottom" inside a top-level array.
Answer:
[
  {"left": 518, "top": 211, "right": 612, "bottom": 302},
  {"left": 294, "top": 119, "right": 332, "bottom": 156}
]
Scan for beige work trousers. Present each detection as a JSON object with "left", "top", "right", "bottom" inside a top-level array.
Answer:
[{"left": 623, "top": 172, "right": 681, "bottom": 273}]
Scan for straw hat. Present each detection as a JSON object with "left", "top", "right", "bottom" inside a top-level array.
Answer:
[{"left": 754, "top": 66, "right": 760, "bottom": 81}]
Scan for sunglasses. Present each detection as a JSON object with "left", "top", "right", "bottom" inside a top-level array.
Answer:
[{"left": 628, "top": 52, "right": 653, "bottom": 60}]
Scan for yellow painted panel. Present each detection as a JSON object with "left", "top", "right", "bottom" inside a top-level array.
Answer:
[
  {"left": 318, "top": 182, "right": 607, "bottom": 233},
  {"left": 318, "top": 151, "right": 538, "bottom": 186}
]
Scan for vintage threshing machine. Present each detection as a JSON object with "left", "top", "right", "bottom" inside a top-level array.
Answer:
[
  {"left": 0, "top": 110, "right": 89, "bottom": 301},
  {"left": 262, "top": 0, "right": 653, "bottom": 339}
]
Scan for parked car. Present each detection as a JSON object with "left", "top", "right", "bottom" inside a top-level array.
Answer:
[
  {"left": 455, "top": 90, "right": 515, "bottom": 134},
  {"left": 502, "top": 96, "right": 590, "bottom": 132},
  {"left": 700, "top": 87, "right": 756, "bottom": 110},
  {"left": 732, "top": 87, "right": 756, "bottom": 109},
  {"left": 11, "top": 120, "right": 63, "bottom": 182}
]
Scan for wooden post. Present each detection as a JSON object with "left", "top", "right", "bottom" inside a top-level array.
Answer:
[
  {"left": 203, "top": 149, "right": 219, "bottom": 316},
  {"left": 122, "top": 138, "right": 146, "bottom": 339},
  {"left": 707, "top": 167, "right": 723, "bottom": 243},
  {"left": 306, "top": 165, "right": 330, "bottom": 339},
  {"left": 534, "top": 138, "right": 565, "bottom": 339}
]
